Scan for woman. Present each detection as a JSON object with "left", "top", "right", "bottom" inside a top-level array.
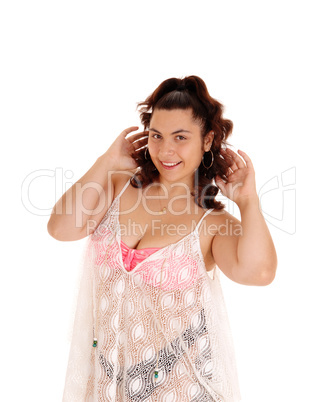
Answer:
[{"left": 48, "top": 75, "right": 277, "bottom": 401}]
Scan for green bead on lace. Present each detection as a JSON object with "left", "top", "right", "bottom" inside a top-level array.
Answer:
[
  {"left": 154, "top": 371, "right": 159, "bottom": 379},
  {"left": 93, "top": 338, "right": 98, "bottom": 347}
]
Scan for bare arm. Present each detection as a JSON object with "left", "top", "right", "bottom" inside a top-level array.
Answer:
[
  {"left": 47, "top": 154, "right": 117, "bottom": 241},
  {"left": 47, "top": 126, "right": 148, "bottom": 241},
  {"left": 212, "top": 148, "right": 277, "bottom": 286},
  {"left": 212, "top": 199, "right": 277, "bottom": 285}
]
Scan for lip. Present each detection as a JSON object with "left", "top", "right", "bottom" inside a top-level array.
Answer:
[{"left": 159, "top": 161, "right": 182, "bottom": 170}]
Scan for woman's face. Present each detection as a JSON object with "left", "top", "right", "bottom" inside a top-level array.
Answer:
[{"left": 148, "top": 108, "right": 213, "bottom": 189}]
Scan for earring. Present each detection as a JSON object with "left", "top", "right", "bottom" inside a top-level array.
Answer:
[
  {"left": 202, "top": 149, "right": 214, "bottom": 169},
  {"left": 145, "top": 147, "right": 157, "bottom": 171}
]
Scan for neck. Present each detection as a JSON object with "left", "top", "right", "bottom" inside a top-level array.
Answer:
[{"left": 153, "top": 177, "right": 196, "bottom": 199}]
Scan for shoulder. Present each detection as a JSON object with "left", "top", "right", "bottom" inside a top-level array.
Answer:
[
  {"left": 112, "top": 168, "right": 140, "bottom": 199},
  {"left": 205, "top": 207, "right": 242, "bottom": 234}
]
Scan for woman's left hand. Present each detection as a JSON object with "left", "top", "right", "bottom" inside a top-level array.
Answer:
[{"left": 215, "top": 148, "right": 258, "bottom": 207}]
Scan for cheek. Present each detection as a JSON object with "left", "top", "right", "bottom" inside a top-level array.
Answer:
[
  {"left": 186, "top": 143, "right": 203, "bottom": 156},
  {"left": 148, "top": 141, "right": 158, "bottom": 154}
]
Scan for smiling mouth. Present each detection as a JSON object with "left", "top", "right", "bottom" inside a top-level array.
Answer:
[
  {"left": 160, "top": 161, "right": 182, "bottom": 167},
  {"left": 159, "top": 161, "right": 182, "bottom": 170}
]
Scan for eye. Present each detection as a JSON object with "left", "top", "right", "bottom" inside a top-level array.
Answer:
[{"left": 150, "top": 134, "right": 187, "bottom": 140}]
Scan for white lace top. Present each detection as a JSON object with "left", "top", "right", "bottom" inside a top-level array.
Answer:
[{"left": 63, "top": 179, "right": 241, "bottom": 401}]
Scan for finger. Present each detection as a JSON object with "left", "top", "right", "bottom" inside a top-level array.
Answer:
[
  {"left": 237, "top": 150, "right": 254, "bottom": 169},
  {"left": 225, "top": 167, "right": 232, "bottom": 175},
  {"left": 229, "top": 162, "right": 239, "bottom": 172},
  {"left": 215, "top": 176, "right": 227, "bottom": 192},
  {"left": 132, "top": 137, "right": 148, "bottom": 151},
  {"left": 133, "top": 135, "right": 148, "bottom": 145},
  {"left": 220, "top": 148, "right": 236, "bottom": 167},
  {"left": 225, "top": 148, "right": 246, "bottom": 169},
  {"left": 126, "top": 130, "right": 149, "bottom": 142},
  {"left": 120, "top": 126, "right": 140, "bottom": 137},
  {"left": 220, "top": 149, "right": 239, "bottom": 173}
]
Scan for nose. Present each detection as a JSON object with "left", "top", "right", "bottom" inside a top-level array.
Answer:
[{"left": 158, "top": 138, "right": 175, "bottom": 157}]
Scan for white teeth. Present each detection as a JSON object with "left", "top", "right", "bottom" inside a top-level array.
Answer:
[{"left": 162, "top": 162, "right": 180, "bottom": 166}]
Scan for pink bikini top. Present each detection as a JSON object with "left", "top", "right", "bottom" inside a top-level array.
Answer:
[{"left": 120, "top": 240, "right": 161, "bottom": 272}]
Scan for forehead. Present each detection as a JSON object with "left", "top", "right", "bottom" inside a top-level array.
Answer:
[{"left": 150, "top": 108, "right": 200, "bottom": 130}]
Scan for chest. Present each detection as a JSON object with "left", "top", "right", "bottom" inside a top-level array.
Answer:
[{"left": 117, "top": 185, "right": 216, "bottom": 272}]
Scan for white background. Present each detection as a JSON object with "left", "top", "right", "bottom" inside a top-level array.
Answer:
[{"left": 1, "top": 1, "right": 315, "bottom": 401}]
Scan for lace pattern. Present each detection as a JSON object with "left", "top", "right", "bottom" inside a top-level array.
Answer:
[{"left": 63, "top": 180, "right": 241, "bottom": 401}]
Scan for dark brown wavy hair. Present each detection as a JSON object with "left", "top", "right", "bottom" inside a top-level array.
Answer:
[{"left": 130, "top": 75, "right": 234, "bottom": 210}]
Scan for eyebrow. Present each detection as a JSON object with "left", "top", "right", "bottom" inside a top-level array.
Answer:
[{"left": 148, "top": 128, "right": 192, "bottom": 135}]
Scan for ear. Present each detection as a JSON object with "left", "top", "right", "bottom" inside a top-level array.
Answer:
[{"left": 203, "top": 131, "right": 214, "bottom": 151}]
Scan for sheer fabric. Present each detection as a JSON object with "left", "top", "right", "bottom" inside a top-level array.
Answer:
[
  {"left": 120, "top": 240, "right": 161, "bottom": 272},
  {"left": 63, "top": 179, "right": 241, "bottom": 401}
]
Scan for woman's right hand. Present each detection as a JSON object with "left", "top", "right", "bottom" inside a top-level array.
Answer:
[
  {"left": 102, "top": 126, "right": 148, "bottom": 171},
  {"left": 47, "top": 126, "right": 148, "bottom": 241}
]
